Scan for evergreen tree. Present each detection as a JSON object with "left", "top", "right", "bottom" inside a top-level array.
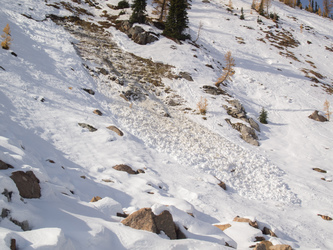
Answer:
[
  {"left": 129, "top": 0, "right": 147, "bottom": 24},
  {"left": 259, "top": 108, "right": 268, "bottom": 124},
  {"left": 240, "top": 7, "right": 245, "bottom": 20},
  {"left": 163, "top": 0, "right": 189, "bottom": 40}
]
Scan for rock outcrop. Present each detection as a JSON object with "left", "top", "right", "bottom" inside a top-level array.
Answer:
[
  {"left": 120, "top": 21, "right": 159, "bottom": 45},
  {"left": 0, "top": 160, "right": 14, "bottom": 170}
]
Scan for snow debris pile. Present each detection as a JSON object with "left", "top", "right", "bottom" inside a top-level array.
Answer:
[{"left": 0, "top": 0, "right": 333, "bottom": 249}]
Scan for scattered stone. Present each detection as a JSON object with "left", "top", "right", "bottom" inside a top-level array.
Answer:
[
  {"left": 10, "top": 171, "right": 41, "bottom": 199},
  {"left": 107, "top": 126, "right": 124, "bottom": 136},
  {"left": 112, "top": 164, "right": 137, "bottom": 174},
  {"left": 93, "top": 109, "right": 102, "bottom": 116},
  {"left": 0, "top": 160, "right": 14, "bottom": 170},
  {"left": 154, "top": 210, "right": 177, "bottom": 239},
  {"left": 254, "top": 236, "right": 266, "bottom": 242},
  {"left": 0, "top": 66, "right": 5, "bottom": 71},
  {"left": 168, "top": 99, "right": 179, "bottom": 106},
  {"left": 214, "top": 224, "right": 232, "bottom": 231},
  {"left": 11, "top": 52, "right": 17, "bottom": 57},
  {"left": 82, "top": 88, "right": 95, "bottom": 95},
  {"left": 117, "top": 212, "right": 128, "bottom": 218},
  {"left": 121, "top": 208, "right": 181, "bottom": 240},
  {"left": 80, "top": 175, "right": 86, "bottom": 179},
  {"left": 218, "top": 181, "right": 227, "bottom": 190},
  {"left": 90, "top": 196, "right": 102, "bottom": 202},
  {"left": 2, "top": 189, "right": 13, "bottom": 202},
  {"left": 136, "top": 169, "right": 145, "bottom": 174},
  {"left": 102, "top": 179, "right": 114, "bottom": 183},
  {"left": 10, "top": 238, "right": 16, "bottom": 250},
  {"left": 179, "top": 72, "right": 193, "bottom": 81},
  {"left": 202, "top": 85, "right": 227, "bottom": 95},
  {"left": 254, "top": 241, "right": 273, "bottom": 250},
  {"left": 312, "top": 168, "right": 327, "bottom": 173},
  {"left": 1, "top": 208, "right": 10, "bottom": 218},
  {"left": 233, "top": 216, "right": 258, "bottom": 228},
  {"left": 308, "top": 110, "right": 328, "bottom": 122},
  {"left": 262, "top": 227, "right": 277, "bottom": 237},
  {"left": 249, "top": 118, "right": 260, "bottom": 132},
  {"left": 10, "top": 218, "right": 30, "bottom": 231},
  {"left": 317, "top": 214, "right": 332, "bottom": 221},
  {"left": 78, "top": 123, "right": 97, "bottom": 132},
  {"left": 46, "top": 159, "right": 55, "bottom": 163},
  {"left": 226, "top": 119, "right": 259, "bottom": 146}
]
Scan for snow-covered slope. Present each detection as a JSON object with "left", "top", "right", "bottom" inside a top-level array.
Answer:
[{"left": 0, "top": 0, "right": 332, "bottom": 249}]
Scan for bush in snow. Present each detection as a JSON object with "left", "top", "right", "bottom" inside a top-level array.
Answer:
[
  {"left": 1, "top": 24, "right": 12, "bottom": 50},
  {"left": 197, "top": 97, "right": 208, "bottom": 115},
  {"left": 117, "top": 0, "right": 130, "bottom": 9}
]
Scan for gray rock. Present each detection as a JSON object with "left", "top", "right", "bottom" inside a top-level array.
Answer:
[
  {"left": 82, "top": 88, "right": 95, "bottom": 95},
  {"left": 0, "top": 160, "right": 14, "bottom": 170},
  {"left": 202, "top": 85, "right": 227, "bottom": 95},
  {"left": 78, "top": 123, "right": 97, "bottom": 132},
  {"left": 154, "top": 210, "right": 177, "bottom": 239},
  {"left": 249, "top": 118, "right": 260, "bottom": 132},
  {"left": 179, "top": 72, "right": 193, "bottom": 81},
  {"left": 308, "top": 110, "right": 328, "bottom": 122},
  {"left": 10, "top": 171, "right": 41, "bottom": 199}
]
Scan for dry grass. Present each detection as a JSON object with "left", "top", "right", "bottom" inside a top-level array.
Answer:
[{"left": 197, "top": 97, "right": 208, "bottom": 115}]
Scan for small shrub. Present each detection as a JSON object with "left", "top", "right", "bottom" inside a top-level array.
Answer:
[
  {"left": 269, "top": 12, "right": 279, "bottom": 21},
  {"left": 240, "top": 7, "right": 245, "bottom": 20},
  {"left": 324, "top": 99, "right": 332, "bottom": 120},
  {"left": 117, "top": 0, "right": 130, "bottom": 9},
  {"left": 1, "top": 24, "right": 12, "bottom": 50},
  {"left": 197, "top": 97, "right": 208, "bottom": 115},
  {"left": 259, "top": 108, "right": 268, "bottom": 124}
]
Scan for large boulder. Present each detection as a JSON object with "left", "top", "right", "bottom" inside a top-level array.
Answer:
[
  {"left": 121, "top": 208, "right": 180, "bottom": 240},
  {"left": 308, "top": 110, "right": 328, "bottom": 122},
  {"left": 126, "top": 25, "right": 159, "bottom": 45},
  {"left": 10, "top": 171, "right": 41, "bottom": 199}
]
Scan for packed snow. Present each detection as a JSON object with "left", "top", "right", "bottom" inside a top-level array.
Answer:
[{"left": 0, "top": 0, "right": 332, "bottom": 249}]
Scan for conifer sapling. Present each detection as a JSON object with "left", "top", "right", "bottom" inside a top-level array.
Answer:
[{"left": 259, "top": 108, "right": 268, "bottom": 124}]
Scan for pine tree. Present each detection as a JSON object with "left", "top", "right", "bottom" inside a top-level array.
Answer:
[
  {"left": 259, "top": 108, "right": 268, "bottom": 124},
  {"left": 1, "top": 24, "right": 12, "bottom": 50},
  {"left": 215, "top": 51, "right": 235, "bottom": 88},
  {"left": 152, "top": 0, "right": 169, "bottom": 21},
  {"left": 240, "top": 7, "right": 245, "bottom": 19},
  {"left": 129, "top": 0, "right": 147, "bottom": 24},
  {"left": 163, "top": 0, "right": 189, "bottom": 40}
]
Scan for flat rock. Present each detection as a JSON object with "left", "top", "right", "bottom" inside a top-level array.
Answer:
[
  {"left": 121, "top": 208, "right": 158, "bottom": 233},
  {"left": 233, "top": 216, "right": 258, "bottom": 228},
  {"left": 214, "top": 224, "right": 231, "bottom": 231},
  {"left": 90, "top": 196, "right": 102, "bottom": 202},
  {"left": 312, "top": 168, "right": 327, "bottom": 173},
  {"left": 78, "top": 123, "right": 97, "bottom": 132},
  {"left": 82, "top": 88, "right": 95, "bottom": 95}
]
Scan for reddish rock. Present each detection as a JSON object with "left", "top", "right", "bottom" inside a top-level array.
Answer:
[
  {"left": 107, "top": 126, "right": 124, "bottom": 136},
  {"left": 113, "top": 164, "right": 137, "bottom": 174}
]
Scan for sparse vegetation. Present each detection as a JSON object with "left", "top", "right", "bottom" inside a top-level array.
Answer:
[
  {"left": 215, "top": 51, "right": 235, "bottom": 87},
  {"left": 259, "top": 108, "right": 268, "bottom": 124},
  {"left": 117, "top": 0, "right": 130, "bottom": 9},
  {"left": 197, "top": 97, "right": 208, "bottom": 115},
  {"left": 324, "top": 99, "right": 332, "bottom": 120},
  {"left": 1, "top": 24, "right": 12, "bottom": 50}
]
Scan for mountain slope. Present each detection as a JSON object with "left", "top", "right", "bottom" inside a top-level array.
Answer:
[{"left": 0, "top": 0, "right": 332, "bottom": 249}]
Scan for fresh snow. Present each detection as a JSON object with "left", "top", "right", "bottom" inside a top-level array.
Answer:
[{"left": 0, "top": 0, "right": 333, "bottom": 249}]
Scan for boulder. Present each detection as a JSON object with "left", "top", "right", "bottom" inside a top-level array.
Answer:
[
  {"left": 308, "top": 110, "right": 328, "bottom": 122},
  {"left": 226, "top": 119, "right": 259, "bottom": 146},
  {"left": 107, "top": 126, "right": 124, "bottom": 136},
  {"left": 113, "top": 164, "right": 137, "bottom": 174},
  {"left": 249, "top": 118, "right": 260, "bottom": 132},
  {"left": 78, "top": 123, "right": 97, "bottom": 132},
  {"left": 10, "top": 171, "right": 41, "bottom": 199},
  {"left": 154, "top": 210, "right": 177, "bottom": 239},
  {"left": 0, "top": 160, "right": 14, "bottom": 170},
  {"left": 179, "top": 72, "right": 193, "bottom": 81},
  {"left": 121, "top": 208, "right": 180, "bottom": 240},
  {"left": 127, "top": 26, "right": 159, "bottom": 45},
  {"left": 121, "top": 208, "right": 158, "bottom": 233}
]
